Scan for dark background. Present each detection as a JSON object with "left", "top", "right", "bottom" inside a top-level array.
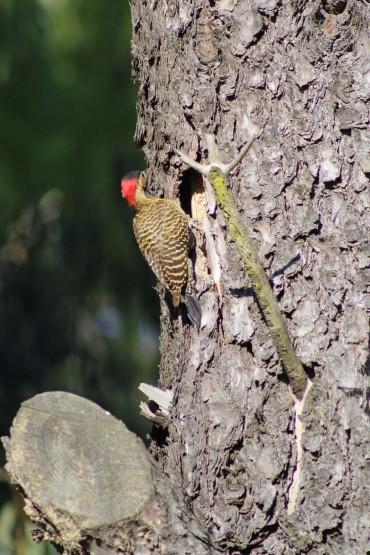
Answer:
[{"left": 0, "top": 1, "right": 158, "bottom": 552}]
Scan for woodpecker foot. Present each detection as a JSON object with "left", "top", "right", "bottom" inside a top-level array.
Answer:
[
  {"left": 175, "top": 129, "right": 260, "bottom": 177},
  {"left": 187, "top": 217, "right": 204, "bottom": 235}
]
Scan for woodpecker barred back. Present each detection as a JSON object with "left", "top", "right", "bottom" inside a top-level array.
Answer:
[{"left": 121, "top": 171, "right": 201, "bottom": 329}]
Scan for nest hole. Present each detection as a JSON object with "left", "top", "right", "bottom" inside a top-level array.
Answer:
[{"left": 179, "top": 168, "right": 206, "bottom": 219}]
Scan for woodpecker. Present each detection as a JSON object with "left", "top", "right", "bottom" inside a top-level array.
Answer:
[{"left": 121, "top": 171, "right": 201, "bottom": 329}]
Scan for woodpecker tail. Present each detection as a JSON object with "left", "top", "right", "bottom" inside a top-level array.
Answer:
[
  {"left": 184, "top": 293, "right": 202, "bottom": 330},
  {"left": 172, "top": 291, "right": 181, "bottom": 308}
]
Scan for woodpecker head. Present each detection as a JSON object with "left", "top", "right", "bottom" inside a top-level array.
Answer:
[{"left": 121, "top": 171, "right": 146, "bottom": 208}]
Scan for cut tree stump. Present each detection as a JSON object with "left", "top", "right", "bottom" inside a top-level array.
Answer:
[{"left": 2, "top": 391, "right": 220, "bottom": 554}]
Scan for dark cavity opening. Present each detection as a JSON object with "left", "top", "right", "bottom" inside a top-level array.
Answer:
[
  {"left": 179, "top": 168, "right": 205, "bottom": 217},
  {"left": 322, "top": 0, "right": 347, "bottom": 14}
]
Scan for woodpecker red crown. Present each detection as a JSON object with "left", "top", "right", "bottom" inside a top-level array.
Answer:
[{"left": 121, "top": 171, "right": 141, "bottom": 207}]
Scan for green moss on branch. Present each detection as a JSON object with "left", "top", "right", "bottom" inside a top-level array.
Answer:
[{"left": 209, "top": 168, "right": 307, "bottom": 400}]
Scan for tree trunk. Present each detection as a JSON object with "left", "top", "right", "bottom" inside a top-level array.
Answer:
[
  {"left": 3, "top": 0, "right": 369, "bottom": 553},
  {"left": 132, "top": 0, "right": 369, "bottom": 552}
]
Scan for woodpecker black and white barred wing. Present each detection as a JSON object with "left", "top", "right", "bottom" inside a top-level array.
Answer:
[{"left": 133, "top": 199, "right": 189, "bottom": 307}]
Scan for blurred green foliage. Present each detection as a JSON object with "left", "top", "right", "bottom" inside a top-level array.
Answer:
[{"left": 0, "top": 0, "right": 159, "bottom": 552}]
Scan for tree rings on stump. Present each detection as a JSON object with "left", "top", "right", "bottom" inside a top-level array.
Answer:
[{"left": 3, "top": 392, "right": 154, "bottom": 532}]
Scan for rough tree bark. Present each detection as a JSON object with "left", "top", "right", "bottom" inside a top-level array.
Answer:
[
  {"left": 2, "top": 0, "right": 369, "bottom": 554},
  {"left": 132, "top": 0, "right": 369, "bottom": 552}
]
